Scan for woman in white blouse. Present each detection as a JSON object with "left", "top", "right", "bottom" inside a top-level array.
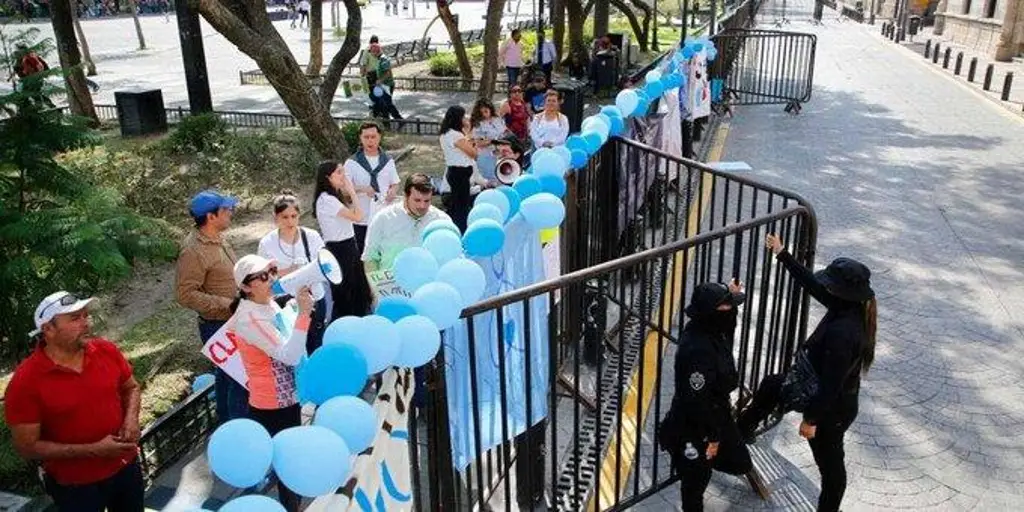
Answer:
[
  {"left": 257, "top": 191, "right": 329, "bottom": 354},
  {"left": 312, "top": 161, "right": 373, "bottom": 319},
  {"left": 439, "top": 105, "right": 485, "bottom": 232},
  {"left": 529, "top": 89, "right": 570, "bottom": 149},
  {"left": 470, "top": 98, "right": 508, "bottom": 183}
]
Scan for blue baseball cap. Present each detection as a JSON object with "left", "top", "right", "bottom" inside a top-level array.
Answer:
[{"left": 189, "top": 190, "right": 238, "bottom": 219}]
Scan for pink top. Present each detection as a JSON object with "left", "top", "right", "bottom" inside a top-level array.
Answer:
[
  {"left": 501, "top": 39, "right": 524, "bottom": 68},
  {"left": 229, "top": 299, "right": 310, "bottom": 410}
]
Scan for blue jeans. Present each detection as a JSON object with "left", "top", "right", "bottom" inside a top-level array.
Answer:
[
  {"left": 199, "top": 319, "right": 250, "bottom": 424},
  {"left": 506, "top": 67, "right": 521, "bottom": 88}
]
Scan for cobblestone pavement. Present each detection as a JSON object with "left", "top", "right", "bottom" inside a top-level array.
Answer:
[
  {"left": 636, "top": 0, "right": 1024, "bottom": 510},
  {"left": 5, "top": 2, "right": 500, "bottom": 118}
]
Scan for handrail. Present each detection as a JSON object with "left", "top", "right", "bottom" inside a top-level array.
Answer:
[{"left": 462, "top": 205, "right": 807, "bottom": 315}]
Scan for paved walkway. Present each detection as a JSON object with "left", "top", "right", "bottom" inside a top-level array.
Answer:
[{"left": 637, "top": 0, "right": 1024, "bottom": 510}]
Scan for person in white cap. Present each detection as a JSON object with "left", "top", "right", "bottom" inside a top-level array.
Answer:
[
  {"left": 227, "top": 255, "right": 314, "bottom": 512},
  {"left": 4, "top": 292, "right": 144, "bottom": 511}
]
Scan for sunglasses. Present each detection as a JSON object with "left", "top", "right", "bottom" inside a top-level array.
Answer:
[
  {"left": 244, "top": 268, "right": 279, "bottom": 285},
  {"left": 38, "top": 293, "right": 81, "bottom": 320}
]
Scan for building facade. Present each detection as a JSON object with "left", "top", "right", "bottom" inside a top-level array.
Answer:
[{"left": 934, "top": 0, "right": 1024, "bottom": 61}]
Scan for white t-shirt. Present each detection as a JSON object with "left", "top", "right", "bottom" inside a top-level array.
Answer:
[
  {"left": 440, "top": 129, "right": 477, "bottom": 168},
  {"left": 257, "top": 227, "right": 327, "bottom": 271},
  {"left": 315, "top": 193, "right": 355, "bottom": 242},
  {"left": 361, "top": 203, "right": 451, "bottom": 270},
  {"left": 344, "top": 153, "right": 400, "bottom": 226},
  {"left": 298, "top": 0, "right": 310, "bottom": 10},
  {"left": 530, "top": 113, "right": 570, "bottom": 148}
]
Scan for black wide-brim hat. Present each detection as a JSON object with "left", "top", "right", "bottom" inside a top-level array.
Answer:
[
  {"left": 684, "top": 282, "right": 746, "bottom": 318},
  {"left": 814, "top": 257, "right": 874, "bottom": 302}
]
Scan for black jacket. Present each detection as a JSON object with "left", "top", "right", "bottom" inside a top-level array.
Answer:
[
  {"left": 664, "top": 321, "right": 739, "bottom": 445},
  {"left": 778, "top": 250, "right": 865, "bottom": 425}
]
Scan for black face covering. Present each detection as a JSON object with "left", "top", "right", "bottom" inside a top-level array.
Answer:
[{"left": 706, "top": 308, "right": 739, "bottom": 335}]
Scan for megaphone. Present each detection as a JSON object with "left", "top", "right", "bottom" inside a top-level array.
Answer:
[
  {"left": 494, "top": 158, "right": 523, "bottom": 186},
  {"left": 271, "top": 248, "right": 343, "bottom": 301}
]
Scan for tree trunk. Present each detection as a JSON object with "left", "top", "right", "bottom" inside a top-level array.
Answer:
[
  {"left": 319, "top": 0, "right": 362, "bottom": 107},
  {"left": 69, "top": 0, "right": 97, "bottom": 76},
  {"left": 477, "top": 0, "right": 506, "bottom": 98},
  {"left": 330, "top": 0, "right": 338, "bottom": 27},
  {"left": 128, "top": 0, "right": 146, "bottom": 49},
  {"left": 51, "top": 0, "right": 98, "bottom": 123},
  {"left": 565, "top": 0, "right": 589, "bottom": 65},
  {"left": 436, "top": 0, "right": 473, "bottom": 80},
  {"left": 195, "top": 0, "right": 348, "bottom": 158},
  {"left": 307, "top": 0, "right": 323, "bottom": 75},
  {"left": 593, "top": 0, "right": 609, "bottom": 38},
  {"left": 610, "top": 0, "right": 645, "bottom": 52},
  {"left": 583, "top": 0, "right": 595, "bottom": 18},
  {"left": 551, "top": 0, "right": 565, "bottom": 65}
]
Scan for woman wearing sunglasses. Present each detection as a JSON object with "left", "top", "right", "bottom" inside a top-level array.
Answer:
[
  {"left": 227, "top": 254, "right": 314, "bottom": 512},
  {"left": 498, "top": 85, "right": 531, "bottom": 144}
]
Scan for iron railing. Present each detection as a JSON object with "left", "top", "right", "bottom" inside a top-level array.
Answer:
[
  {"left": 709, "top": 28, "right": 818, "bottom": 109},
  {"left": 410, "top": 135, "right": 818, "bottom": 511},
  {"left": 137, "top": 384, "right": 217, "bottom": 486}
]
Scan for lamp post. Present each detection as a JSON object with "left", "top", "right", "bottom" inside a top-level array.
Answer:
[
  {"left": 653, "top": 0, "right": 659, "bottom": 51},
  {"left": 680, "top": 0, "right": 689, "bottom": 42}
]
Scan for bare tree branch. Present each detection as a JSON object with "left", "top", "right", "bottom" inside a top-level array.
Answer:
[{"left": 319, "top": 0, "right": 362, "bottom": 107}]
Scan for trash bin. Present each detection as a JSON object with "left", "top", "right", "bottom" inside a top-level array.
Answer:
[
  {"left": 591, "top": 53, "right": 619, "bottom": 93},
  {"left": 554, "top": 80, "right": 587, "bottom": 133},
  {"left": 115, "top": 89, "right": 167, "bottom": 137},
  {"left": 909, "top": 16, "right": 921, "bottom": 35}
]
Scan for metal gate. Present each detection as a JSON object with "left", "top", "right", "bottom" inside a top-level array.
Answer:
[{"left": 710, "top": 28, "right": 817, "bottom": 113}]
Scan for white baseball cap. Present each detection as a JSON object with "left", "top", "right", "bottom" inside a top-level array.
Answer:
[
  {"left": 32, "top": 291, "right": 95, "bottom": 335},
  {"left": 233, "top": 254, "right": 277, "bottom": 288}
]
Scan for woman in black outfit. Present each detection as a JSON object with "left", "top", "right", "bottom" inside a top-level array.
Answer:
[
  {"left": 439, "top": 105, "right": 480, "bottom": 233},
  {"left": 312, "top": 161, "right": 374, "bottom": 319},
  {"left": 737, "top": 233, "right": 877, "bottom": 512}
]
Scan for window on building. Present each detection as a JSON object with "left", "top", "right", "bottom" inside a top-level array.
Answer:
[{"left": 984, "top": 0, "right": 997, "bottom": 17}]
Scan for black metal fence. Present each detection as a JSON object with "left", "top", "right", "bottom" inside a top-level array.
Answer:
[
  {"left": 410, "top": 136, "right": 818, "bottom": 511},
  {"left": 709, "top": 28, "right": 817, "bottom": 109},
  {"left": 138, "top": 385, "right": 217, "bottom": 486}
]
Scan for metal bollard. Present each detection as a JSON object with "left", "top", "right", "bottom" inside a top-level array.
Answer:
[
  {"left": 943, "top": 48, "right": 951, "bottom": 69},
  {"left": 925, "top": 40, "right": 932, "bottom": 59},
  {"left": 968, "top": 58, "right": 978, "bottom": 82},
  {"left": 1002, "top": 73, "right": 1014, "bottom": 101},
  {"left": 954, "top": 52, "right": 964, "bottom": 75},
  {"left": 983, "top": 64, "right": 994, "bottom": 90},
  {"left": 933, "top": 44, "right": 941, "bottom": 63}
]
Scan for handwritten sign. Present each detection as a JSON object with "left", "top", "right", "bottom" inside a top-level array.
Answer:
[
  {"left": 200, "top": 304, "right": 299, "bottom": 388},
  {"left": 368, "top": 269, "right": 411, "bottom": 299}
]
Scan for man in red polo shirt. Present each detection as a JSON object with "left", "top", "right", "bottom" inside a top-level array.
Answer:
[{"left": 4, "top": 291, "right": 144, "bottom": 511}]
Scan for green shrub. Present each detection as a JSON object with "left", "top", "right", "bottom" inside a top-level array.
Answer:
[
  {"left": 166, "top": 112, "right": 228, "bottom": 153},
  {"left": 429, "top": 52, "right": 461, "bottom": 77}
]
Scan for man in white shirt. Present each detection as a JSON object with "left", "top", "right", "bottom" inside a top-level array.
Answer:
[
  {"left": 499, "top": 29, "right": 525, "bottom": 89},
  {"left": 344, "top": 122, "right": 400, "bottom": 251},
  {"left": 537, "top": 38, "right": 557, "bottom": 85},
  {"left": 362, "top": 173, "right": 451, "bottom": 272}
]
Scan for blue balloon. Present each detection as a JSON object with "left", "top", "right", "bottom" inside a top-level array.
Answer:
[
  {"left": 392, "top": 247, "right": 439, "bottom": 293},
  {"left": 565, "top": 134, "right": 588, "bottom": 153},
  {"left": 512, "top": 174, "right": 543, "bottom": 200},
  {"left": 615, "top": 89, "right": 640, "bottom": 116},
  {"left": 692, "top": 42, "right": 704, "bottom": 52},
  {"left": 600, "top": 105, "right": 624, "bottom": 119},
  {"left": 421, "top": 218, "right": 461, "bottom": 241},
  {"left": 582, "top": 116, "right": 610, "bottom": 142},
  {"left": 645, "top": 80, "right": 664, "bottom": 99},
  {"left": 496, "top": 186, "right": 521, "bottom": 220},
  {"left": 707, "top": 47, "right": 718, "bottom": 62},
  {"left": 273, "top": 426, "right": 352, "bottom": 498},
  {"left": 393, "top": 315, "right": 441, "bottom": 368},
  {"left": 474, "top": 189, "right": 511, "bottom": 221},
  {"left": 323, "top": 315, "right": 363, "bottom": 346},
  {"left": 538, "top": 173, "right": 567, "bottom": 198},
  {"left": 462, "top": 218, "right": 506, "bottom": 257},
  {"left": 422, "top": 229, "right": 463, "bottom": 266},
  {"left": 296, "top": 344, "right": 368, "bottom": 404},
  {"left": 532, "top": 148, "right": 567, "bottom": 177},
  {"left": 520, "top": 193, "right": 566, "bottom": 230},
  {"left": 582, "top": 131, "right": 603, "bottom": 154},
  {"left": 207, "top": 419, "right": 273, "bottom": 488},
  {"left": 570, "top": 149, "right": 589, "bottom": 169},
  {"left": 192, "top": 373, "right": 214, "bottom": 394},
  {"left": 411, "top": 282, "right": 463, "bottom": 330},
  {"left": 468, "top": 203, "right": 504, "bottom": 225},
  {"left": 608, "top": 115, "right": 625, "bottom": 136},
  {"left": 682, "top": 47, "right": 695, "bottom": 59},
  {"left": 552, "top": 146, "right": 572, "bottom": 169},
  {"left": 339, "top": 315, "right": 400, "bottom": 374},
  {"left": 314, "top": 396, "right": 378, "bottom": 454},
  {"left": 374, "top": 296, "right": 417, "bottom": 322},
  {"left": 219, "top": 495, "right": 285, "bottom": 512},
  {"left": 436, "top": 258, "right": 486, "bottom": 307}
]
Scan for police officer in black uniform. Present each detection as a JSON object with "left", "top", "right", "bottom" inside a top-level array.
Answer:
[{"left": 659, "top": 280, "right": 753, "bottom": 511}]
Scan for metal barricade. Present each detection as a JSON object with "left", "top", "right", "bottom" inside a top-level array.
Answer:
[{"left": 709, "top": 28, "right": 818, "bottom": 113}]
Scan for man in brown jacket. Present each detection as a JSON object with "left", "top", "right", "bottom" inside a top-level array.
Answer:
[{"left": 175, "top": 190, "right": 248, "bottom": 423}]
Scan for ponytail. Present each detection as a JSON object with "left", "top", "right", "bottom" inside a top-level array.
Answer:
[{"left": 861, "top": 298, "right": 877, "bottom": 374}]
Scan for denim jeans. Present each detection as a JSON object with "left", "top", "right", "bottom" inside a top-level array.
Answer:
[
  {"left": 198, "top": 318, "right": 250, "bottom": 424},
  {"left": 506, "top": 66, "right": 522, "bottom": 88}
]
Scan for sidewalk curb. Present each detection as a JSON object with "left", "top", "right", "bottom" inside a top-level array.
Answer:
[{"left": 871, "top": 30, "right": 1024, "bottom": 123}]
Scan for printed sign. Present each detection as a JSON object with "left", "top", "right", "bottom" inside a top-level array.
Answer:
[
  {"left": 368, "top": 269, "right": 411, "bottom": 299},
  {"left": 200, "top": 304, "right": 299, "bottom": 388}
]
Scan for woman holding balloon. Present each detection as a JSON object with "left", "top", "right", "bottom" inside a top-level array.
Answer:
[
  {"left": 529, "top": 90, "right": 569, "bottom": 149},
  {"left": 227, "top": 254, "right": 314, "bottom": 512},
  {"left": 312, "top": 161, "right": 374, "bottom": 319}
]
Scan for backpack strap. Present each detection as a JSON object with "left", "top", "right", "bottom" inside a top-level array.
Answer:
[{"left": 300, "top": 227, "right": 312, "bottom": 261}]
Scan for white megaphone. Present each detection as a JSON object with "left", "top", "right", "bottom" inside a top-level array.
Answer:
[
  {"left": 494, "top": 157, "right": 523, "bottom": 186},
  {"left": 271, "top": 248, "right": 343, "bottom": 301}
]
